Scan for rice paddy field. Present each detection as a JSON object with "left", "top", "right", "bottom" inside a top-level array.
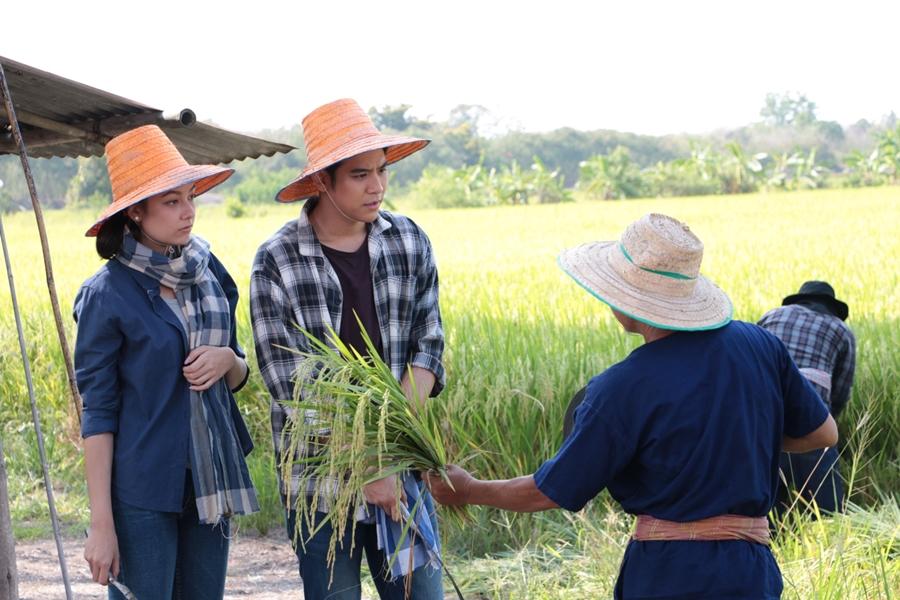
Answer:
[{"left": 1, "top": 186, "right": 898, "bottom": 598}]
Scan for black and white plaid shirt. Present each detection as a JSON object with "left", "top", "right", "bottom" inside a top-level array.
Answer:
[
  {"left": 758, "top": 304, "right": 856, "bottom": 417},
  {"left": 250, "top": 200, "right": 445, "bottom": 500}
]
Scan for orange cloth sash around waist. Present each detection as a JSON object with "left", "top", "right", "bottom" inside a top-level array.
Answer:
[{"left": 633, "top": 514, "right": 771, "bottom": 546}]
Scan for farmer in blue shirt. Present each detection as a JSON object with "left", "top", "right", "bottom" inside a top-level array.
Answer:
[{"left": 427, "top": 213, "right": 838, "bottom": 599}]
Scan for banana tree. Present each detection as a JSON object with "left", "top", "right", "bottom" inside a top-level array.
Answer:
[
  {"left": 844, "top": 149, "right": 887, "bottom": 187},
  {"left": 876, "top": 125, "right": 900, "bottom": 184},
  {"left": 722, "top": 142, "right": 766, "bottom": 194},
  {"left": 767, "top": 149, "right": 824, "bottom": 190},
  {"left": 578, "top": 146, "right": 645, "bottom": 200},
  {"left": 529, "top": 156, "right": 571, "bottom": 204}
]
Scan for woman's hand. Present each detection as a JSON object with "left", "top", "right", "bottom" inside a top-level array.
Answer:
[
  {"left": 84, "top": 523, "right": 119, "bottom": 585},
  {"left": 183, "top": 346, "right": 236, "bottom": 391}
]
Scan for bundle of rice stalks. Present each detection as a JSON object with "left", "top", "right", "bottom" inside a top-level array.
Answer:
[{"left": 279, "top": 318, "right": 468, "bottom": 568}]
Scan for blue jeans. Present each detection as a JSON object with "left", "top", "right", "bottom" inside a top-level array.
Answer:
[
  {"left": 775, "top": 446, "right": 844, "bottom": 517},
  {"left": 286, "top": 485, "right": 443, "bottom": 600},
  {"left": 110, "top": 473, "right": 230, "bottom": 600}
]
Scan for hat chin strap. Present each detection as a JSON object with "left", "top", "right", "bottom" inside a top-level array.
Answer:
[
  {"left": 138, "top": 226, "right": 181, "bottom": 258},
  {"left": 322, "top": 187, "right": 355, "bottom": 223},
  {"left": 318, "top": 178, "right": 376, "bottom": 227}
]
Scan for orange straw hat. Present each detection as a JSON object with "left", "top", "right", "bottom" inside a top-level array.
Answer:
[
  {"left": 276, "top": 98, "right": 429, "bottom": 202},
  {"left": 85, "top": 125, "right": 234, "bottom": 236}
]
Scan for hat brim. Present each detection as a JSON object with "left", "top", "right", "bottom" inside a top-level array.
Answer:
[
  {"left": 558, "top": 241, "right": 733, "bottom": 331},
  {"left": 275, "top": 135, "right": 429, "bottom": 203},
  {"left": 85, "top": 165, "right": 233, "bottom": 237},
  {"left": 782, "top": 293, "right": 849, "bottom": 320}
]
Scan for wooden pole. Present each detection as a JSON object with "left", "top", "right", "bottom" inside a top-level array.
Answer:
[
  {"left": 0, "top": 61, "right": 82, "bottom": 423},
  {"left": 0, "top": 430, "right": 18, "bottom": 600},
  {"left": 0, "top": 212, "right": 72, "bottom": 599}
]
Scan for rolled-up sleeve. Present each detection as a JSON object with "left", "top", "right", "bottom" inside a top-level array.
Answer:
[
  {"left": 780, "top": 344, "right": 830, "bottom": 438},
  {"left": 73, "top": 286, "right": 122, "bottom": 437},
  {"left": 250, "top": 251, "right": 309, "bottom": 407},
  {"left": 534, "top": 377, "right": 635, "bottom": 511},
  {"left": 408, "top": 237, "right": 445, "bottom": 395}
]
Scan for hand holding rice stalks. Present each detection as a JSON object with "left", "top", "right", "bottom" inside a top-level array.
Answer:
[{"left": 278, "top": 318, "right": 468, "bottom": 568}]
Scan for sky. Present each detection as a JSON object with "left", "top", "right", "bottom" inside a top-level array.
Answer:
[{"left": 3, "top": 0, "right": 898, "bottom": 137}]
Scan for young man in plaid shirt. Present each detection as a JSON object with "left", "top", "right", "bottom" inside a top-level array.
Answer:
[
  {"left": 759, "top": 280, "right": 856, "bottom": 516},
  {"left": 250, "top": 99, "right": 445, "bottom": 599}
]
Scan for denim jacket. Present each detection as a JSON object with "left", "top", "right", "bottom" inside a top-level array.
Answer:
[{"left": 74, "top": 253, "right": 253, "bottom": 513}]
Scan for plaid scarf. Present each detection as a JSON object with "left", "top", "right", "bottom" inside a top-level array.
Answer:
[{"left": 117, "top": 233, "right": 259, "bottom": 524}]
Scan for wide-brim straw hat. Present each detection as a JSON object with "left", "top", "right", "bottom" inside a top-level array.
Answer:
[
  {"left": 558, "top": 213, "right": 733, "bottom": 331},
  {"left": 276, "top": 98, "right": 429, "bottom": 202},
  {"left": 85, "top": 125, "right": 234, "bottom": 236}
]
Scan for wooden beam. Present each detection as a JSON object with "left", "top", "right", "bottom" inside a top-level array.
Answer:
[
  {"left": 0, "top": 130, "right": 79, "bottom": 153},
  {"left": 1, "top": 110, "right": 195, "bottom": 156},
  {"left": 13, "top": 108, "right": 108, "bottom": 145}
]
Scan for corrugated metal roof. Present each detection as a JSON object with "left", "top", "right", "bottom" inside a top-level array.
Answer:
[{"left": 0, "top": 55, "right": 295, "bottom": 164}]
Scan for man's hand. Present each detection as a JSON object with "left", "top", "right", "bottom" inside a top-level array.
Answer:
[
  {"left": 400, "top": 367, "right": 435, "bottom": 411},
  {"left": 425, "top": 464, "right": 475, "bottom": 506},
  {"left": 364, "top": 474, "right": 407, "bottom": 521}
]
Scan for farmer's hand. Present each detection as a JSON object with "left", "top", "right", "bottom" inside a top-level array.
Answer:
[
  {"left": 426, "top": 464, "right": 474, "bottom": 506},
  {"left": 183, "top": 346, "right": 236, "bottom": 391},
  {"left": 84, "top": 523, "right": 119, "bottom": 585},
  {"left": 364, "top": 474, "right": 407, "bottom": 522}
]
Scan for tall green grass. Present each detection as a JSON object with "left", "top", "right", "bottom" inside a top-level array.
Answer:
[{"left": 1, "top": 187, "right": 898, "bottom": 595}]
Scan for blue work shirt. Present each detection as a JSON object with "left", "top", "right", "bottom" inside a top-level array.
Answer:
[
  {"left": 534, "top": 320, "right": 829, "bottom": 600},
  {"left": 74, "top": 253, "right": 253, "bottom": 513}
]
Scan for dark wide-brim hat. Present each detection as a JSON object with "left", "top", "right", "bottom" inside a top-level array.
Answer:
[{"left": 782, "top": 280, "right": 849, "bottom": 321}]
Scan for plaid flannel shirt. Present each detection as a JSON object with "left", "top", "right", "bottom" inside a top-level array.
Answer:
[
  {"left": 250, "top": 200, "right": 445, "bottom": 501},
  {"left": 758, "top": 304, "right": 856, "bottom": 417}
]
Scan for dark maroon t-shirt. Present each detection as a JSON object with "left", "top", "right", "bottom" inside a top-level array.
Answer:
[{"left": 321, "top": 240, "right": 383, "bottom": 359}]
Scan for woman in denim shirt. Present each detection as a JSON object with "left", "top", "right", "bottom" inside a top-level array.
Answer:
[{"left": 74, "top": 125, "right": 258, "bottom": 599}]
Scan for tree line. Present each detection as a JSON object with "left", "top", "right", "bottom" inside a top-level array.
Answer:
[{"left": 0, "top": 93, "right": 897, "bottom": 212}]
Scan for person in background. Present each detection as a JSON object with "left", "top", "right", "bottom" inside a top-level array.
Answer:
[
  {"left": 759, "top": 280, "right": 856, "bottom": 516},
  {"left": 427, "top": 213, "right": 837, "bottom": 600}
]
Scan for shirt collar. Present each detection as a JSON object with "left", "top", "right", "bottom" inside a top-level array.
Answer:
[
  {"left": 111, "top": 259, "right": 160, "bottom": 292},
  {"left": 296, "top": 198, "right": 392, "bottom": 258}
]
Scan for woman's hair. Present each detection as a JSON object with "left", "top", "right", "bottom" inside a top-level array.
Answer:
[{"left": 95, "top": 209, "right": 142, "bottom": 259}]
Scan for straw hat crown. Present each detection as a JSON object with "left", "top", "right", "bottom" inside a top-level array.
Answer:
[
  {"left": 86, "top": 125, "right": 233, "bottom": 236},
  {"left": 559, "top": 213, "right": 732, "bottom": 331},
  {"left": 619, "top": 213, "right": 704, "bottom": 281},
  {"left": 276, "top": 99, "right": 429, "bottom": 202}
]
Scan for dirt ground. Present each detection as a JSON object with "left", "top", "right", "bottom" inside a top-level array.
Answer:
[{"left": 15, "top": 529, "right": 306, "bottom": 599}]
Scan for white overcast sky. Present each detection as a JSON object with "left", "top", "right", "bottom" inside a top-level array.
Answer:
[{"left": 3, "top": 0, "right": 897, "bottom": 136}]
